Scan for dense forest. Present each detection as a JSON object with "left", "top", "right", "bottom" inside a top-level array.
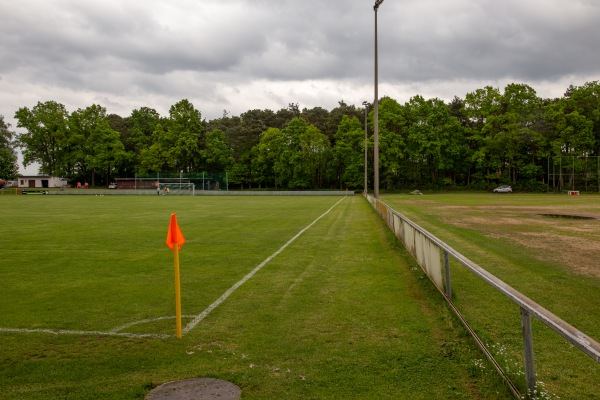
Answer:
[{"left": 2, "top": 81, "right": 599, "bottom": 191}]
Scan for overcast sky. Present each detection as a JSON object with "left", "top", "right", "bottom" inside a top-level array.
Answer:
[{"left": 2, "top": 0, "right": 599, "bottom": 174}]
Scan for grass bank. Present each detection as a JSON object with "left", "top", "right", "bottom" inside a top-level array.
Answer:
[{"left": 381, "top": 192, "right": 600, "bottom": 399}]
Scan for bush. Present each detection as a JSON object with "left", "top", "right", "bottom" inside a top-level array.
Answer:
[{"left": 517, "top": 180, "right": 549, "bottom": 193}]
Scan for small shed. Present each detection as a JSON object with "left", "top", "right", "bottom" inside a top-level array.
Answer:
[{"left": 18, "top": 176, "right": 68, "bottom": 189}]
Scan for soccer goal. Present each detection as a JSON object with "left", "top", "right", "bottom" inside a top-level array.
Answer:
[
  {"left": 157, "top": 182, "right": 195, "bottom": 196},
  {"left": 0, "top": 187, "right": 19, "bottom": 195}
]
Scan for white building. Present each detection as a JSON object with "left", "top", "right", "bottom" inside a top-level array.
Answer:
[{"left": 18, "top": 176, "right": 68, "bottom": 189}]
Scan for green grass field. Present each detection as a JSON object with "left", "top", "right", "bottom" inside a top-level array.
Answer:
[
  {"left": 381, "top": 192, "right": 600, "bottom": 400},
  {"left": 0, "top": 195, "right": 513, "bottom": 399}
]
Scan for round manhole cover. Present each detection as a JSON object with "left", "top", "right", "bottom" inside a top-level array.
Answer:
[{"left": 146, "top": 378, "right": 241, "bottom": 400}]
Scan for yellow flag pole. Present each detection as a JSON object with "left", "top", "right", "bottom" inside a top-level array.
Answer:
[{"left": 174, "top": 241, "right": 182, "bottom": 339}]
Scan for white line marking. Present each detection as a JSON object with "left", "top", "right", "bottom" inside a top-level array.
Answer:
[
  {"left": 110, "top": 315, "right": 196, "bottom": 333},
  {"left": 0, "top": 327, "right": 172, "bottom": 339},
  {"left": 182, "top": 197, "right": 346, "bottom": 335}
]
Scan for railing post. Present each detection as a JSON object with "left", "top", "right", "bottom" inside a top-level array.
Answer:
[
  {"left": 521, "top": 307, "right": 536, "bottom": 395},
  {"left": 444, "top": 251, "right": 451, "bottom": 298}
]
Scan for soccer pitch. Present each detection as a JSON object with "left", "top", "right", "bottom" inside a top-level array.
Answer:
[
  {"left": 0, "top": 195, "right": 516, "bottom": 399},
  {"left": 1, "top": 196, "right": 349, "bottom": 337}
]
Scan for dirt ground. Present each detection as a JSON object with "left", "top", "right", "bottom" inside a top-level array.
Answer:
[{"left": 434, "top": 204, "right": 600, "bottom": 278}]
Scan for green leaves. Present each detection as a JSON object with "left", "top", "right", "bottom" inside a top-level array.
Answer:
[
  {"left": 332, "top": 115, "right": 365, "bottom": 189},
  {"left": 0, "top": 115, "right": 19, "bottom": 179},
  {"left": 11, "top": 81, "right": 600, "bottom": 190},
  {"left": 202, "top": 129, "right": 234, "bottom": 172},
  {"left": 15, "top": 101, "right": 69, "bottom": 175}
]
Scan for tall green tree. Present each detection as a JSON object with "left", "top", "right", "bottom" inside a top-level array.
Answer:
[
  {"left": 167, "top": 99, "right": 203, "bottom": 172},
  {"left": 253, "top": 127, "right": 284, "bottom": 188},
  {"left": 299, "top": 124, "right": 330, "bottom": 188},
  {"left": 0, "top": 115, "right": 19, "bottom": 179},
  {"left": 464, "top": 86, "right": 504, "bottom": 184},
  {"left": 69, "top": 104, "right": 126, "bottom": 185},
  {"left": 376, "top": 97, "right": 406, "bottom": 189},
  {"left": 231, "top": 109, "right": 278, "bottom": 188},
  {"left": 332, "top": 115, "right": 365, "bottom": 189},
  {"left": 326, "top": 101, "right": 363, "bottom": 143},
  {"left": 273, "top": 118, "right": 330, "bottom": 189},
  {"left": 301, "top": 106, "right": 330, "bottom": 139},
  {"left": 563, "top": 82, "right": 600, "bottom": 155},
  {"left": 139, "top": 123, "right": 176, "bottom": 172},
  {"left": 446, "top": 96, "right": 477, "bottom": 185},
  {"left": 202, "top": 129, "right": 234, "bottom": 172},
  {"left": 404, "top": 96, "right": 464, "bottom": 186},
  {"left": 544, "top": 99, "right": 594, "bottom": 157},
  {"left": 276, "top": 118, "right": 308, "bottom": 189},
  {"left": 120, "top": 107, "right": 160, "bottom": 175},
  {"left": 14, "top": 101, "right": 69, "bottom": 176},
  {"left": 498, "top": 83, "right": 544, "bottom": 182}
]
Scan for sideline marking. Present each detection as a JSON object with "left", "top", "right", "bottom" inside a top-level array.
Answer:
[
  {"left": 0, "top": 327, "right": 172, "bottom": 339},
  {"left": 110, "top": 315, "right": 196, "bottom": 333},
  {"left": 182, "top": 196, "right": 346, "bottom": 335},
  {"left": 0, "top": 316, "right": 198, "bottom": 339}
]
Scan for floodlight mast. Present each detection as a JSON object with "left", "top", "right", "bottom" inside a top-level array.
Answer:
[{"left": 373, "top": 0, "right": 384, "bottom": 198}]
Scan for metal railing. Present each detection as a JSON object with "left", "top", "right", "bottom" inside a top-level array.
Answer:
[{"left": 367, "top": 195, "right": 600, "bottom": 398}]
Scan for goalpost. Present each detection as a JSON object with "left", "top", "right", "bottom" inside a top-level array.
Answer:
[
  {"left": 133, "top": 172, "right": 228, "bottom": 193},
  {"left": 547, "top": 156, "right": 600, "bottom": 193},
  {"left": 0, "top": 187, "right": 19, "bottom": 195},
  {"left": 157, "top": 182, "right": 196, "bottom": 196}
]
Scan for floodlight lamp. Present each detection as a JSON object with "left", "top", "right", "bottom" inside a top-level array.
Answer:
[{"left": 374, "top": 0, "right": 384, "bottom": 11}]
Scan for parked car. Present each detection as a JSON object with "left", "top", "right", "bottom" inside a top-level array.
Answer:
[
  {"left": 493, "top": 185, "right": 512, "bottom": 193},
  {"left": 108, "top": 183, "right": 118, "bottom": 189}
]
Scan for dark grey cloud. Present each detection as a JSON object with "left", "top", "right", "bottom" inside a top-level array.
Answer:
[
  {"left": 377, "top": 0, "right": 600, "bottom": 82},
  {"left": 1, "top": 0, "right": 599, "bottom": 137}
]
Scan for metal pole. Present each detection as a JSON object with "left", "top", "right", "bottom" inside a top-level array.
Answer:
[
  {"left": 547, "top": 157, "right": 549, "bottom": 191},
  {"left": 572, "top": 157, "right": 575, "bottom": 191},
  {"left": 444, "top": 251, "right": 451, "bottom": 299},
  {"left": 521, "top": 307, "right": 537, "bottom": 395},
  {"left": 373, "top": 0, "right": 384, "bottom": 199},
  {"left": 363, "top": 101, "right": 369, "bottom": 194}
]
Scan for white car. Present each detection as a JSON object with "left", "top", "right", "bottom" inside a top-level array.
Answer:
[{"left": 493, "top": 185, "right": 512, "bottom": 193}]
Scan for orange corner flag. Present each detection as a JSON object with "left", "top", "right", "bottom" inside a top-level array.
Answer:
[{"left": 166, "top": 213, "right": 186, "bottom": 251}]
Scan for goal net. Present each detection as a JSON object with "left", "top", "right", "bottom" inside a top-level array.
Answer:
[{"left": 157, "top": 182, "right": 195, "bottom": 196}]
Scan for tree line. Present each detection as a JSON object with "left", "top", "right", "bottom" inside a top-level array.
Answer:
[{"left": 2, "top": 81, "right": 599, "bottom": 191}]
